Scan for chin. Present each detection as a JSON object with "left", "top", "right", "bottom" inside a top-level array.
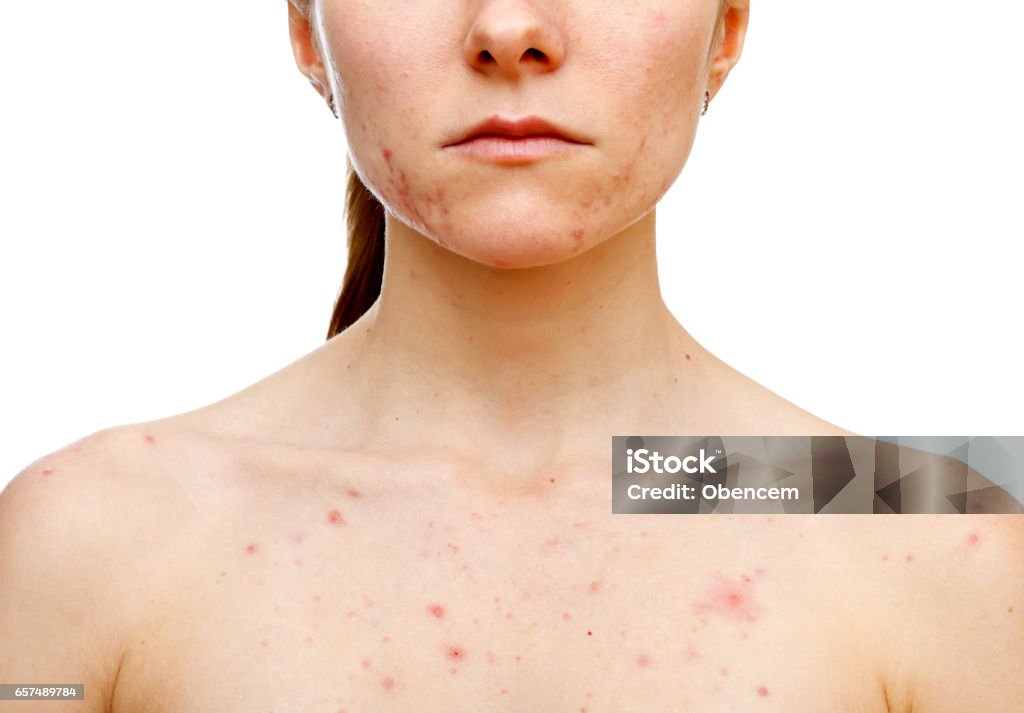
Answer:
[{"left": 435, "top": 215, "right": 596, "bottom": 269}]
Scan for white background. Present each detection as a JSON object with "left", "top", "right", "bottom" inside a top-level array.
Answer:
[{"left": 2, "top": 1, "right": 1022, "bottom": 488}]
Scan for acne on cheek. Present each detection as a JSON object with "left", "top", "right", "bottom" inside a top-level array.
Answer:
[{"left": 376, "top": 145, "right": 454, "bottom": 240}]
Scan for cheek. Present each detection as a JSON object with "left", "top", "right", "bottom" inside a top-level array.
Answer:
[
  {"left": 603, "top": 13, "right": 707, "bottom": 203},
  {"left": 321, "top": 5, "right": 446, "bottom": 227}
]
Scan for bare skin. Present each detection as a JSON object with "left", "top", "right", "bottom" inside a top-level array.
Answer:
[{"left": 1, "top": 0, "right": 1022, "bottom": 711}]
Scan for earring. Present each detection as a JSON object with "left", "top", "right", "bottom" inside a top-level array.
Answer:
[
  {"left": 701, "top": 90, "right": 710, "bottom": 116},
  {"left": 328, "top": 93, "right": 339, "bottom": 119}
]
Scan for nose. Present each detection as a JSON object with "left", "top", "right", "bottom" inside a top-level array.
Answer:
[{"left": 464, "top": 0, "right": 567, "bottom": 79}]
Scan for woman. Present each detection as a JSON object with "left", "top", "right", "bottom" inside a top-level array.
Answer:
[{"left": 1, "top": 1, "right": 1021, "bottom": 711}]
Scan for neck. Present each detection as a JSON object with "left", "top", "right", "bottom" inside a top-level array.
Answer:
[{"left": 328, "top": 209, "right": 704, "bottom": 474}]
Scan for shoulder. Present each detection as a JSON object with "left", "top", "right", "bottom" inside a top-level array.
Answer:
[
  {"left": 1, "top": 422, "right": 214, "bottom": 547},
  {"left": 866, "top": 516, "right": 1024, "bottom": 713},
  {"left": 0, "top": 422, "right": 217, "bottom": 709}
]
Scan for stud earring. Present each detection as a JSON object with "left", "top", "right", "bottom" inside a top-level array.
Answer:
[{"left": 701, "top": 90, "right": 710, "bottom": 116}]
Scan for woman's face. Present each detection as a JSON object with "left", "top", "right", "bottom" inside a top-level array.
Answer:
[{"left": 307, "top": 0, "right": 733, "bottom": 268}]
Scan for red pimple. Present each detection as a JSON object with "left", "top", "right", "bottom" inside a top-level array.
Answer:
[
  {"left": 244, "top": 543, "right": 258, "bottom": 554},
  {"left": 881, "top": 554, "right": 888, "bottom": 561},
  {"left": 635, "top": 654, "right": 650, "bottom": 667},
  {"left": 906, "top": 554, "right": 914, "bottom": 562},
  {"left": 562, "top": 611, "right": 572, "bottom": 621},
  {"left": 428, "top": 604, "right": 446, "bottom": 619},
  {"left": 586, "top": 630, "right": 593, "bottom": 636},
  {"left": 446, "top": 646, "right": 465, "bottom": 661},
  {"left": 589, "top": 580, "right": 602, "bottom": 593},
  {"left": 967, "top": 532, "right": 980, "bottom": 547},
  {"left": 327, "top": 509, "right": 346, "bottom": 526},
  {"left": 347, "top": 489, "right": 361, "bottom": 498},
  {"left": 42, "top": 467, "right": 54, "bottom": 476},
  {"left": 361, "top": 659, "right": 371, "bottom": 668},
  {"left": 757, "top": 685, "right": 769, "bottom": 697},
  {"left": 382, "top": 147, "right": 393, "bottom": 162},
  {"left": 380, "top": 677, "right": 395, "bottom": 691},
  {"left": 694, "top": 573, "right": 759, "bottom": 623},
  {"left": 144, "top": 434, "right": 155, "bottom": 444},
  {"left": 720, "top": 668, "right": 730, "bottom": 677}
]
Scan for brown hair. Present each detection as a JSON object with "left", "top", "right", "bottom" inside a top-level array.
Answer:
[{"left": 323, "top": 0, "right": 731, "bottom": 340}]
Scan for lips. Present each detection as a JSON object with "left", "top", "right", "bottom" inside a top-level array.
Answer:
[{"left": 445, "top": 115, "right": 590, "bottom": 146}]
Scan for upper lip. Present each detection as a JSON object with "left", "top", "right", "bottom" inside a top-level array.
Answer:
[{"left": 445, "top": 115, "right": 590, "bottom": 146}]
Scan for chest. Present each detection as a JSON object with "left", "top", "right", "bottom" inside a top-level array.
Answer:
[{"left": 112, "top": 490, "right": 890, "bottom": 713}]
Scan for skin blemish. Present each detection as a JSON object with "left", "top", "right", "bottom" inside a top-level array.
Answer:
[
  {"left": 261, "top": 638, "right": 269, "bottom": 647},
  {"left": 693, "top": 572, "right": 761, "bottom": 623},
  {"left": 144, "top": 434, "right": 155, "bottom": 444},
  {"left": 41, "top": 467, "right": 54, "bottom": 476},
  {"left": 685, "top": 353, "right": 692, "bottom": 361},
  {"left": 380, "top": 677, "right": 395, "bottom": 691},
  {"left": 244, "top": 543, "right": 258, "bottom": 555},
  {"left": 428, "top": 604, "right": 446, "bottom": 619},
  {"left": 347, "top": 488, "right": 361, "bottom": 498},
  {"left": 445, "top": 646, "right": 465, "bottom": 661},
  {"left": 881, "top": 554, "right": 888, "bottom": 561},
  {"left": 635, "top": 654, "right": 650, "bottom": 667},
  {"left": 906, "top": 554, "right": 914, "bottom": 562},
  {"left": 720, "top": 668, "right": 729, "bottom": 677},
  {"left": 327, "top": 510, "right": 346, "bottom": 526},
  {"left": 290, "top": 531, "right": 305, "bottom": 544},
  {"left": 587, "top": 630, "right": 593, "bottom": 636},
  {"left": 361, "top": 659, "right": 372, "bottom": 668},
  {"left": 562, "top": 611, "right": 572, "bottom": 621},
  {"left": 293, "top": 558, "right": 303, "bottom": 567},
  {"left": 589, "top": 580, "right": 602, "bottom": 593},
  {"left": 967, "top": 532, "right": 980, "bottom": 547},
  {"left": 757, "top": 685, "right": 769, "bottom": 697},
  {"left": 382, "top": 147, "right": 393, "bottom": 163}
]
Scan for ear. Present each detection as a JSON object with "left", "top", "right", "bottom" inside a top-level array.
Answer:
[
  {"left": 287, "top": 0, "right": 330, "bottom": 102},
  {"left": 707, "top": 0, "right": 749, "bottom": 101}
]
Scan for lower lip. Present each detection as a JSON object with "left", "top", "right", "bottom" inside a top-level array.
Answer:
[{"left": 443, "top": 136, "right": 589, "bottom": 164}]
